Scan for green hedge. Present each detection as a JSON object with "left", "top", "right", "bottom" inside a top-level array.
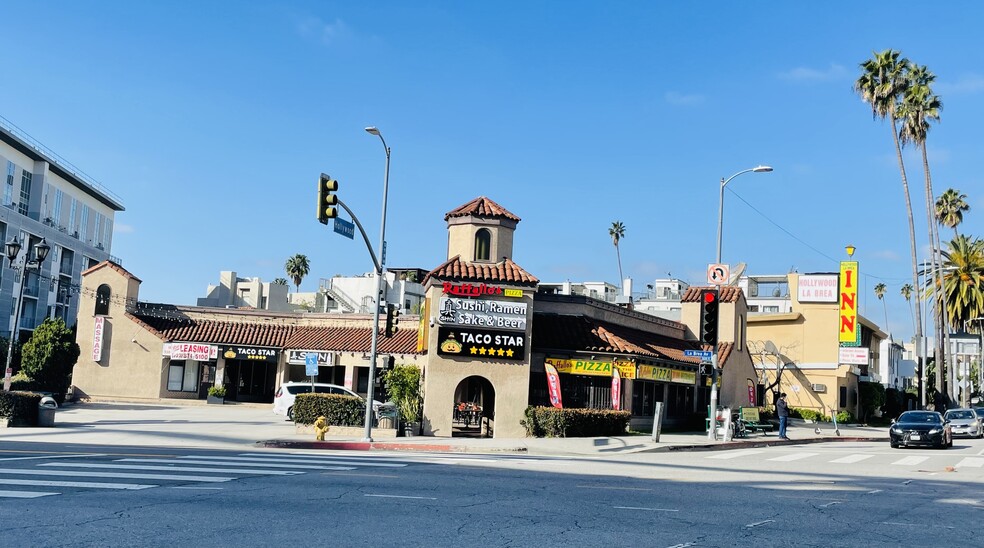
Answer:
[
  {"left": 293, "top": 393, "right": 366, "bottom": 426},
  {"left": 792, "top": 408, "right": 831, "bottom": 422},
  {"left": 0, "top": 391, "right": 42, "bottom": 425},
  {"left": 522, "top": 406, "right": 630, "bottom": 438}
]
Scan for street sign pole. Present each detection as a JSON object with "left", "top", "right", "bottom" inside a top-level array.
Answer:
[{"left": 708, "top": 352, "right": 718, "bottom": 441}]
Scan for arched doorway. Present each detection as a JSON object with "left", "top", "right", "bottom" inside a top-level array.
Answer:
[{"left": 452, "top": 376, "right": 496, "bottom": 438}]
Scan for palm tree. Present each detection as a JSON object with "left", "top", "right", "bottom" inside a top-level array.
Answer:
[
  {"left": 936, "top": 188, "right": 970, "bottom": 237},
  {"left": 874, "top": 283, "right": 888, "bottom": 330},
  {"left": 609, "top": 221, "right": 626, "bottom": 291},
  {"left": 938, "top": 235, "right": 984, "bottom": 331},
  {"left": 284, "top": 254, "right": 310, "bottom": 292},
  {"left": 899, "top": 63, "right": 946, "bottom": 397},
  {"left": 272, "top": 278, "right": 288, "bottom": 286},
  {"left": 901, "top": 283, "right": 915, "bottom": 334},
  {"left": 855, "top": 49, "right": 924, "bottom": 403}
]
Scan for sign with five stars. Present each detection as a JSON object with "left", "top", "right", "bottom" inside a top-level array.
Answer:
[{"left": 436, "top": 326, "right": 526, "bottom": 361}]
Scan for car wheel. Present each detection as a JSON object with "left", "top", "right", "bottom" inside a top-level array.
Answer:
[
  {"left": 890, "top": 440, "right": 899, "bottom": 448},
  {"left": 287, "top": 406, "right": 294, "bottom": 421}
]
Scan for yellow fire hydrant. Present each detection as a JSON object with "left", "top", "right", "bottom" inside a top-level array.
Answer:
[{"left": 314, "top": 416, "right": 329, "bottom": 441}]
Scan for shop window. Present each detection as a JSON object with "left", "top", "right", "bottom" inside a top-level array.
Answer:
[
  {"left": 167, "top": 361, "right": 199, "bottom": 392},
  {"left": 95, "top": 284, "right": 111, "bottom": 315},
  {"left": 839, "top": 385, "right": 847, "bottom": 408},
  {"left": 474, "top": 228, "right": 491, "bottom": 261}
]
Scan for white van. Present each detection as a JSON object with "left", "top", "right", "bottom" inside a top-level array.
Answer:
[{"left": 273, "top": 382, "right": 389, "bottom": 421}]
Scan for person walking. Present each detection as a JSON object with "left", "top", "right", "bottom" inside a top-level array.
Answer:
[{"left": 776, "top": 392, "right": 790, "bottom": 440}]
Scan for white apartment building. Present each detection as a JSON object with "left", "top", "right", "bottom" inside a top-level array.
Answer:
[
  {"left": 0, "top": 117, "right": 124, "bottom": 344},
  {"left": 634, "top": 278, "right": 690, "bottom": 321},
  {"left": 537, "top": 281, "right": 620, "bottom": 303},
  {"left": 198, "top": 271, "right": 291, "bottom": 312}
]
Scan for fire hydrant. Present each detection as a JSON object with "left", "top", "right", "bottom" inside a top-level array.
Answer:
[{"left": 314, "top": 416, "right": 329, "bottom": 441}]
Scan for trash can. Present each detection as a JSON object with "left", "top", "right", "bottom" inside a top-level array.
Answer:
[{"left": 37, "top": 407, "right": 56, "bottom": 427}]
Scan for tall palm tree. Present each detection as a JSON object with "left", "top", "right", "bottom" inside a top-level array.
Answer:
[
  {"left": 284, "top": 254, "right": 311, "bottom": 292},
  {"left": 609, "top": 221, "right": 626, "bottom": 291},
  {"left": 874, "top": 282, "right": 889, "bottom": 330},
  {"left": 901, "top": 283, "right": 915, "bottom": 334},
  {"left": 899, "top": 63, "right": 946, "bottom": 396},
  {"left": 855, "top": 49, "right": 924, "bottom": 403},
  {"left": 938, "top": 235, "right": 984, "bottom": 330},
  {"left": 936, "top": 188, "right": 970, "bottom": 237}
]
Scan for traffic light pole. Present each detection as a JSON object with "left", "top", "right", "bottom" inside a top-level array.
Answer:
[{"left": 708, "top": 353, "right": 718, "bottom": 441}]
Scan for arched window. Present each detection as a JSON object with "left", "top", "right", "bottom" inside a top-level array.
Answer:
[
  {"left": 95, "top": 284, "right": 111, "bottom": 316},
  {"left": 474, "top": 228, "right": 491, "bottom": 261}
]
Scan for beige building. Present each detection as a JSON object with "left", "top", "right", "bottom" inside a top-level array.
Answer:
[{"left": 746, "top": 272, "right": 887, "bottom": 419}]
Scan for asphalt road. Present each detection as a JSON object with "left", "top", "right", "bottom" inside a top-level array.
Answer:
[{"left": 1, "top": 439, "right": 982, "bottom": 547}]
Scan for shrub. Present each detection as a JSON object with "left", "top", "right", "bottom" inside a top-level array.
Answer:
[
  {"left": 0, "top": 391, "right": 42, "bottom": 425},
  {"left": 207, "top": 385, "right": 226, "bottom": 398},
  {"left": 835, "top": 410, "right": 854, "bottom": 423},
  {"left": 858, "top": 381, "right": 886, "bottom": 422},
  {"left": 293, "top": 393, "right": 366, "bottom": 426},
  {"left": 382, "top": 364, "right": 422, "bottom": 423},
  {"left": 794, "top": 408, "right": 821, "bottom": 421},
  {"left": 522, "top": 406, "right": 630, "bottom": 438},
  {"left": 20, "top": 318, "right": 80, "bottom": 393},
  {"left": 883, "top": 388, "right": 903, "bottom": 419}
]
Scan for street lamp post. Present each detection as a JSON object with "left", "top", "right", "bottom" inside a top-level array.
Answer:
[
  {"left": 362, "top": 126, "right": 391, "bottom": 442},
  {"left": 709, "top": 165, "right": 772, "bottom": 440},
  {"left": 3, "top": 237, "right": 50, "bottom": 392}
]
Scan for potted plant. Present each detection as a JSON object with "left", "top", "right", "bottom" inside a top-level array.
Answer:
[
  {"left": 207, "top": 384, "right": 226, "bottom": 405},
  {"left": 382, "top": 364, "right": 422, "bottom": 436}
]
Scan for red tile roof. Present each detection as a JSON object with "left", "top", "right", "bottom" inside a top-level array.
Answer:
[
  {"left": 285, "top": 326, "right": 419, "bottom": 354},
  {"left": 681, "top": 286, "right": 743, "bottom": 303},
  {"left": 444, "top": 196, "right": 521, "bottom": 222},
  {"left": 533, "top": 314, "right": 737, "bottom": 368},
  {"left": 423, "top": 256, "right": 539, "bottom": 286}
]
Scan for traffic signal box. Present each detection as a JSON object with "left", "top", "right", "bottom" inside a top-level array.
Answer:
[
  {"left": 699, "top": 289, "right": 719, "bottom": 347},
  {"left": 384, "top": 304, "right": 400, "bottom": 338},
  {"left": 317, "top": 173, "right": 338, "bottom": 224}
]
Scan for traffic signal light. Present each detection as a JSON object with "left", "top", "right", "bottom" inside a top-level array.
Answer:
[
  {"left": 699, "top": 289, "right": 719, "bottom": 347},
  {"left": 384, "top": 304, "right": 400, "bottom": 338},
  {"left": 317, "top": 173, "right": 338, "bottom": 225}
]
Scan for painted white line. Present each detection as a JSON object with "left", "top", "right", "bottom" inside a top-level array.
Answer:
[
  {"left": 955, "top": 457, "right": 984, "bottom": 468},
  {"left": 614, "top": 506, "right": 678, "bottom": 512},
  {"left": 745, "top": 519, "right": 775, "bottom": 528},
  {"left": 892, "top": 456, "right": 929, "bottom": 466},
  {"left": 977, "top": 446, "right": 984, "bottom": 456},
  {"left": 170, "top": 486, "right": 223, "bottom": 490},
  {"left": 867, "top": 489, "right": 883, "bottom": 494},
  {"left": 829, "top": 454, "right": 874, "bottom": 464},
  {"left": 364, "top": 494, "right": 437, "bottom": 500},
  {"left": 0, "top": 454, "right": 106, "bottom": 462},
  {"left": 0, "top": 468, "right": 231, "bottom": 483},
  {"left": 0, "top": 478, "right": 154, "bottom": 490},
  {"left": 233, "top": 454, "right": 408, "bottom": 468},
  {"left": 768, "top": 453, "right": 818, "bottom": 462},
  {"left": 578, "top": 485, "right": 653, "bottom": 491},
  {"left": 666, "top": 543, "right": 698, "bottom": 548},
  {"left": 881, "top": 522, "right": 954, "bottom": 529},
  {"left": 902, "top": 480, "right": 913, "bottom": 485},
  {"left": 39, "top": 463, "right": 301, "bottom": 475},
  {"left": 820, "top": 501, "right": 841, "bottom": 508},
  {"left": 124, "top": 458, "right": 355, "bottom": 471},
  {"left": 706, "top": 450, "right": 764, "bottom": 460},
  {"left": 0, "top": 490, "right": 58, "bottom": 498}
]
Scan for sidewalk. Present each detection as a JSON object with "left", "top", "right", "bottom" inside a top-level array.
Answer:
[{"left": 0, "top": 400, "right": 888, "bottom": 456}]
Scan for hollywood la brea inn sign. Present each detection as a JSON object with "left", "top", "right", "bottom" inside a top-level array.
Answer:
[{"left": 438, "top": 296, "right": 527, "bottom": 330}]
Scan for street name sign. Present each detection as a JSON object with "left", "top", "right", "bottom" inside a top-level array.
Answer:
[
  {"left": 333, "top": 218, "right": 355, "bottom": 239},
  {"left": 684, "top": 349, "right": 713, "bottom": 360}
]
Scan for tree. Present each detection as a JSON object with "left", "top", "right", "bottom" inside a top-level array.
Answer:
[
  {"left": 19, "top": 318, "right": 80, "bottom": 393},
  {"left": 284, "top": 254, "right": 310, "bottom": 292},
  {"left": 855, "top": 49, "right": 924, "bottom": 404},
  {"left": 938, "top": 235, "right": 984, "bottom": 331},
  {"left": 272, "top": 278, "right": 288, "bottom": 286},
  {"left": 382, "top": 364, "right": 422, "bottom": 426},
  {"left": 609, "top": 221, "right": 626, "bottom": 291},
  {"left": 936, "top": 188, "right": 970, "bottom": 237},
  {"left": 901, "top": 283, "right": 915, "bottom": 334},
  {"left": 874, "top": 282, "right": 888, "bottom": 330}
]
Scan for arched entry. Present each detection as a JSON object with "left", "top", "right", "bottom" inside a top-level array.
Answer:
[{"left": 452, "top": 376, "right": 496, "bottom": 438}]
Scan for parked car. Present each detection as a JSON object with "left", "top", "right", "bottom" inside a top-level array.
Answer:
[
  {"left": 273, "top": 382, "right": 390, "bottom": 421},
  {"left": 943, "top": 408, "right": 983, "bottom": 438},
  {"left": 973, "top": 408, "right": 984, "bottom": 423},
  {"left": 890, "top": 410, "right": 952, "bottom": 449}
]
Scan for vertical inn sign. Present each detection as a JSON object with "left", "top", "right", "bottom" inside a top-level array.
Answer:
[{"left": 839, "top": 261, "right": 858, "bottom": 343}]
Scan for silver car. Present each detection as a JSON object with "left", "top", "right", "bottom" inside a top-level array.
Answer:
[{"left": 943, "top": 408, "right": 983, "bottom": 438}]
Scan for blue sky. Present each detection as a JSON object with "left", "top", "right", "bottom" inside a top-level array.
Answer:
[{"left": 2, "top": 2, "right": 982, "bottom": 342}]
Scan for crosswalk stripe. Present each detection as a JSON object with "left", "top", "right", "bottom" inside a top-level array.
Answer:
[
  {"left": 768, "top": 452, "right": 818, "bottom": 462},
  {"left": 829, "top": 454, "right": 875, "bottom": 464},
  {"left": 0, "top": 478, "right": 155, "bottom": 490},
  {"left": 706, "top": 450, "right": 764, "bottom": 460},
  {"left": 232, "top": 454, "right": 409, "bottom": 468},
  {"left": 122, "top": 458, "right": 355, "bottom": 471},
  {"left": 38, "top": 463, "right": 302, "bottom": 475},
  {"left": 891, "top": 456, "right": 929, "bottom": 466},
  {"left": 0, "top": 489, "right": 58, "bottom": 498},
  {"left": 956, "top": 458, "right": 984, "bottom": 468},
  {"left": 0, "top": 468, "right": 231, "bottom": 482}
]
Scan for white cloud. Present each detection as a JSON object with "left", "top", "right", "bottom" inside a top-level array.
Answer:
[
  {"left": 778, "top": 64, "right": 847, "bottom": 83},
  {"left": 936, "top": 73, "right": 984, "bottom": 95},
  {"left": 664, "top": 91, "right": 704, "bottom": 106},
  {"left": 114, "top": 223, "right": 134, "bottom": 234},
  {"left": 297, "top": 16, "right": 350, "bottom": 45}
]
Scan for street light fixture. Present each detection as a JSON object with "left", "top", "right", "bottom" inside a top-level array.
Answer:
[
  {"left": 362, "top": 126, "right": 391, "bottom": 442},
  {"left": 3, "top": 236, "right": 51, "bottom": 391},
  {"left": 708, "top": 165, "right": 772, "bottom": 440}
]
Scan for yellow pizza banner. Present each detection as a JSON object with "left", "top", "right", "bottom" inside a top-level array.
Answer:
[{"left": 545, "top": 358, "right": 636, "bottom": 379}]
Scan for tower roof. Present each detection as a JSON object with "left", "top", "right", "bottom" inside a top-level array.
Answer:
[{"left": 444, "top": 196, "right": 521, "bottom": 222}]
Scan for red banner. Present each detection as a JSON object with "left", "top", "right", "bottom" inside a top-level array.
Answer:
[
  {"left": 545, "top": 362, "right": 563, "bottom": 408},
  {"left": 612, "top": 367, "right": 622, "bottom": 411},
  {"left": 747, "top": 379, "right": 757, "bottom": 406}
]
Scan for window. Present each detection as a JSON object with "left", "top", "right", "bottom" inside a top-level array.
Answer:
[
  {"left": 167, "top": 361, "right": 199, "bottom": 392},
  {"left": 80, "top": 204, "right": 90, "bottom": 241},
  {"left": 69, "top": 199, "right": 77, "bottom": 235},
  {"left": 95, "top": 284, "right": 111, "bottom": 315},
  {"left": 95, "top": 214, "right": 104, "bottom": 247},
  {"left": 53, "top": 189, "right": 63, "bottom": 224},
  {"left": 4, "top": 162, "right": 13, "bottom": 206},
  {"left": 103, "top": 218, "right": 112, "bottom": 249},
  {"left": 474, "top": 228, "right": 491, "bottom": 261},
  {"left": 18, "top": 171, "right": 31, "bottom": 215}
]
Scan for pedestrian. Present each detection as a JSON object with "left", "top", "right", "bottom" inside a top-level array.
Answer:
[{"left": 776, "top": 392, "right": 790, "bottom": 440}]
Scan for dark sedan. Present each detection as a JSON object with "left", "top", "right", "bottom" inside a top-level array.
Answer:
[{"left": 890, "top": 411, "right": 952, "bottom": 449}]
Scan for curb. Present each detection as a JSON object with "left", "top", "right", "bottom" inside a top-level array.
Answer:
[
  {"left": 643, "top": 435, "right": 889, "bottom": 453},
  {"left": 256, "top": 439, "right": 528, "bottom": 453}
]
